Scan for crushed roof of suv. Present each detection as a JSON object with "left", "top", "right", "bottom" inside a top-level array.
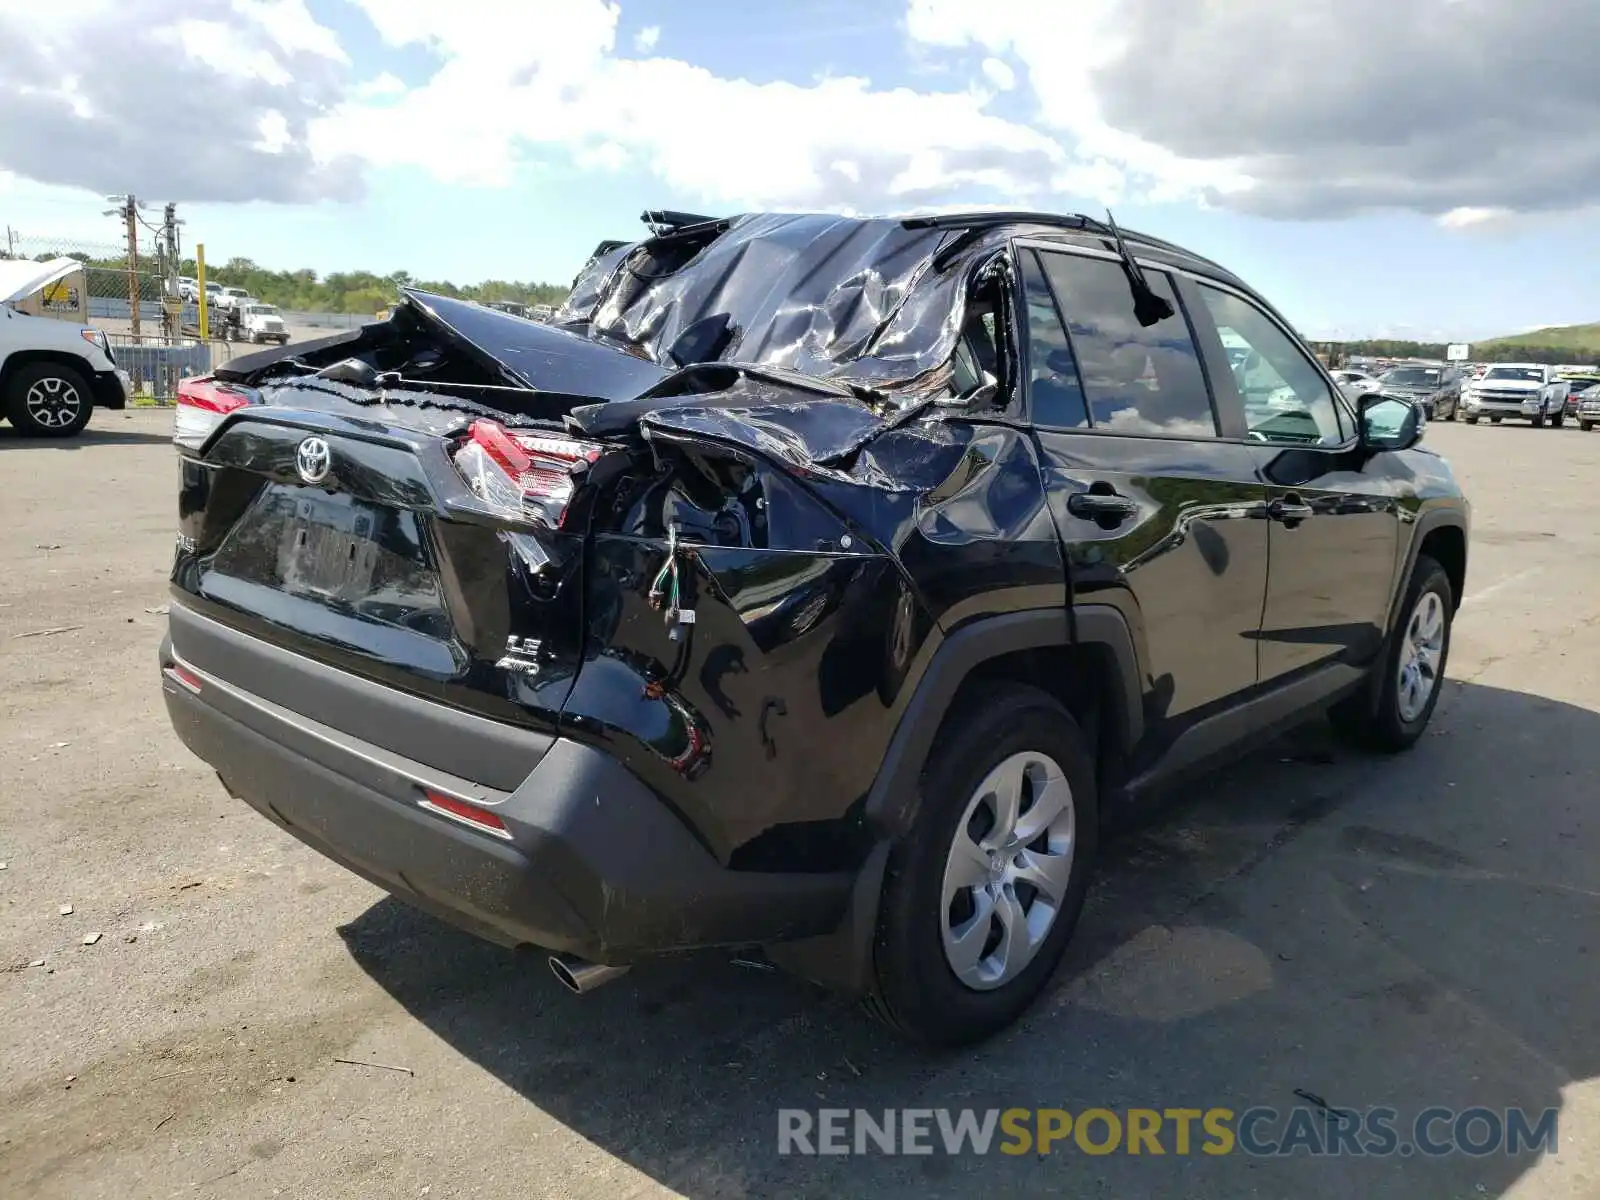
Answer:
[{"left": 553, "top": 210, "right": 1245, "bottom": 400}]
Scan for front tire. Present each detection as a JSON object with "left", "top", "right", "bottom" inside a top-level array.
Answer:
[
  {"left": 867, "top": 683, "right": 1098, "bottom": 1046},
  {"left": 1465, "top": 415, "right": 1480, "bottom": 424},
  {"left": 1581, "top": 420, "right": 1594, "bottom": 432},
  {"left": 4, "top": 361, "right": 94, "bottom": 437},
  {"left": 1552, "top": 412, "right": 1565, "bottom": 428},
  {"left": 1331, "top": 555, "right": 1453, "bottom": 753},
  {"left": 1532, "top": 412, "right": 1546, "bottom": 428},
  {"left": 1490, "top": 415, "right": 1503, "bottom": 424}
]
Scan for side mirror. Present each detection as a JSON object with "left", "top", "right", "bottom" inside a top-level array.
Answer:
[{"left": 1359, "top": 393, "right": 1423, "bottom": 451}]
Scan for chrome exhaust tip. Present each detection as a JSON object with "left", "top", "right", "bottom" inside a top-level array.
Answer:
[{"left": 549, "top": 954, "right": 631, "bottom": 995}]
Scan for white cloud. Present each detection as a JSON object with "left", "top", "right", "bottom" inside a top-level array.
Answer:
[
  {"left": 230, "top": 0, "right": 348, "bottom": 63},
  {"left": 254, "top": 110, "right": 291, "bottom": 154},
  {"left": 314, "top": 0, "right": 1108, "bottom": 211},
  {"left": 0, "top": 0, "right": 359, "bottom": 202},
  {"left": 908, "top": 0, "right": 1600, "bottom": 220},
  {"left": 980, "top": 57, "right": 1015, "bottom": 92},
  {"left": 1438, "top": 206, "right": 1515, "bottom": 231},
  {"left": 353, "top": 72, "right": 407, "bottom": 100},
  {"left": 5, "top": 0, "right": 1591, "bottom": 224}
]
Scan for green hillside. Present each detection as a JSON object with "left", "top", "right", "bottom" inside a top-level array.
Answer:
[{"left": 1480, "top": 322, "right": 1600, "bottom": 356}]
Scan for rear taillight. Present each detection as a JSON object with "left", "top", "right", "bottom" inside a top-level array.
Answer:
[
  {"left": 452, "top": 419, "right": 604, "bottom": 529},
  {"left": 174, "top": 376, "right": 250, "bottom": 450}
]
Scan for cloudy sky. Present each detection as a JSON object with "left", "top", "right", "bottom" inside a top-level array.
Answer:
[{"left": 0, "top": 0, "right": 1594, "bottom": 340}]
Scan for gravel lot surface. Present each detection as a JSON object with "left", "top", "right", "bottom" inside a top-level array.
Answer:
[{"left": 1, "top": 410, "right": 1596, "bottom": 1198}]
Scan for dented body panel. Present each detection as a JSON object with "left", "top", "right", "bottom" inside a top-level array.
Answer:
[{"left": 161, "top": 208, "right": 1469, "bottom": 984}]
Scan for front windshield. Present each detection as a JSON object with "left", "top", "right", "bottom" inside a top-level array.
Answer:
[
  {"left": 1482, "top": 367, "right": 1544, "bottom": 382},
  {"left": 1381, "top": 368, "right": 1441, "bottom": 386},
  {"left": 248, "top": 306, "right": 278, "bottom": 317}
]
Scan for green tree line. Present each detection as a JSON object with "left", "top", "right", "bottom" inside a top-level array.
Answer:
[
  {"left": 3, "top": 249, "right": 571, "bottom": 314},
  {"left": 1331, "top": 338, "right": 1599, "bottom": 366}
]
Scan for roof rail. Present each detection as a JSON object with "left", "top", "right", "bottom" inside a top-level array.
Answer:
[
  {"left": 901, "top": 210, "right": 1231, "bottom": 277},
  {"left": 641, "top": 209, "right": 720, "bottom": 233}
]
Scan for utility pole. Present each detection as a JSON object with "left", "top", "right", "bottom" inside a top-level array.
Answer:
[
  {"left": 110, "top": 194, "right": 141, "bottom": 336},
  {"left": 3, "top": 226, "right": 14, "bottom": 258},
  {"left": 161, "top": 203, "right": 180, "bottom": 339}
]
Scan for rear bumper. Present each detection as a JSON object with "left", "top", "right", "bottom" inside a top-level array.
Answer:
[{"left": 159, "top": 620, "right": 854, "bottom": 964}]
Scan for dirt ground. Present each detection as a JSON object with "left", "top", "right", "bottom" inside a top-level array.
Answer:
[{"left": 1, "top": 409, "right": 1597, "bottom": 1199}]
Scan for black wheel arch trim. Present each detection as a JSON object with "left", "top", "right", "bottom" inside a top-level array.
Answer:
[
  {"left": 1392, "top": 507, "right": 1469, "bottom": 622},
  {"left": 862, "top": 604, "right": 1143, "bottom": 841},
  {"left": 1347, "top": 507, "right": 1467, "bottom": 726}
]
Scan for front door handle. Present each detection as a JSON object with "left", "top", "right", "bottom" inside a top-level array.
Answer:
[
  {"left": 1267, "top": 496, "right": 1314, "bottom": 526},
  {"left": 1067, "top": 490, "right": 1140, "bottom": 526}
]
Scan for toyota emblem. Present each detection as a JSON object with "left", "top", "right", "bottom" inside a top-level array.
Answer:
[{"left": 296, "top": 436, "right": 332, "bottom": 485}]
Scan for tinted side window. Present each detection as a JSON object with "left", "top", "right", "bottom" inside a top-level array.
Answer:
[
  {"left": 1038, "top": 251, "right": 1217, "bottom": 437},
  {"left": 1019, "top": 249, "right": 1090, "bottom": 428},
  {"left": 1197, "top": 285, "right": 1346, "bottom": 447}
]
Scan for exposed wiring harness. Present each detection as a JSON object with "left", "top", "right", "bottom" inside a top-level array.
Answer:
[{"left": 646, "top": 523, "right": 698, "bottom": 639}]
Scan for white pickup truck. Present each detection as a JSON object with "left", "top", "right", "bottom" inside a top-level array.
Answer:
[
  {"left": 1461, "top": 363, "right": 1569, "bottom": 427},
  {"left": 0, "top": 257, "right": 131, "bottom": 437},
  {"left": 239, "top": 303, "right": 289, "bottom": 345}
]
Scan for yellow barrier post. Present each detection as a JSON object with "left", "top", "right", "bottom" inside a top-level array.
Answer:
[{"left": 196, "top": 243, "right": 208, "bottom": 340}]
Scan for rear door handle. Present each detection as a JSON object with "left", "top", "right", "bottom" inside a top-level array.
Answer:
[
  {"left": 1067, "top": 490, "right": 1140, "bottom": 525},
  {"left": 1267, "top": 496, "right": 1315, "bottom": 525}
]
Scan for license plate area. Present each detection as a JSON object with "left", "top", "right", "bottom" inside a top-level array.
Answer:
[
  {"left": 205, "top": 483, "right": 453, "bottom": 641},
  {"left": 279, "top": 495, "right": 380, "bottom": 601}
]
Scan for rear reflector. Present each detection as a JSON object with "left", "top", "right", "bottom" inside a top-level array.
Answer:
[
  {"left": 174, "top": 376, "right": 251, "bottom": 450},
  {"left": 418, "top": 788, "right": 512, "bottom": 839},
  {"left": 162, "top": 664, "right": 203, "bottom": 694},
  {"left": 452, "top": 419, "right": 604, "bottom": 529}
]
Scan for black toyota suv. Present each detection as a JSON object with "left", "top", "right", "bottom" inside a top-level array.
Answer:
[{"left": 160, "top": 210, "right": 1470, "bottom": 1046}]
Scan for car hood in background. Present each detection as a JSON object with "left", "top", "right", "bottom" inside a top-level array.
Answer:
[{"left": 0, "top": 256, "right": 82, "bottom": 305}]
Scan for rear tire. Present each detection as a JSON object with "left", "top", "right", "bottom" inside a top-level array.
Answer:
[
  {"left": 1552, "top": 412, "right": 1565, "bottom": 428},
  {"left": 1465, "top": 416, "right": 1479, "bottom": 424},
  {"left": 1331, "top": 555, "right": 1453, "bottom": 754},
  {"left": 866, "top": 683, "right": 1098, "bottom": 1047},
  {"left": 4, "top": 361, "right": 94, "bottom": 437},
  {"left": 1490, "top": 415, "right": 1503, "bottom": 424}
]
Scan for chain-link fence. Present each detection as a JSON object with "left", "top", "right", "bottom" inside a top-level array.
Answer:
[{"left": 4, "top": 231, "right": 177, "bottom": 333}]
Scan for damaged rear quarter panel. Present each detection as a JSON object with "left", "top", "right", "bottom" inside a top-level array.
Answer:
[{"left": 558, "top": 395, "right": 1066, "bottom": 871}]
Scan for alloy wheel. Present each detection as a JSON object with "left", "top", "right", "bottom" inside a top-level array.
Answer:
[
  {"left": 24, "top": 375, "right": 84, "bottom": 430},
  {"left": 1396, "top": 590, "right": 1446, "bottom": 722},
  {"left": 940, "top": 751, "right": 1075, "bottom": 991}
]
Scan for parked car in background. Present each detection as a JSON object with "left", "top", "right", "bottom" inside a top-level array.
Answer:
[
  {"left": 1, "top": 257, "right": 131, "bottom": 436},
  {"left": 1375, "top": 364, "right": 1461, "bottom": 421},
  {"left": 1575, "top": 384, "right": 1600, "bottom": 431},
  {"left": 161, "top": 209, "right": 1470, "bottom": 1046},
  {"left": 177, "top": 276, "right": 198, "bottom": 301},
  {"left": 1330, "top": 368, "right": 1383, "bottom": 398},
  {"left": 1461, "top": 363, "right": 1569, "bottom": 426},
  {"left": 1557, "top": 372, "right": 1600, "bottom": 418},
  {"left": 215, "top": 286, "right": 253, "bottom": 312},
  {"left": 240, "top": 303, "right": 289, "bottom": 345}
]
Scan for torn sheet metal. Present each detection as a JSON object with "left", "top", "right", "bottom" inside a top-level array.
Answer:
[
  {"left": 636, "top": 396, "right": 968, "bottom": 496},
  {"left": 556, "top": 213, "right": 1008, "bottom": 398}
]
